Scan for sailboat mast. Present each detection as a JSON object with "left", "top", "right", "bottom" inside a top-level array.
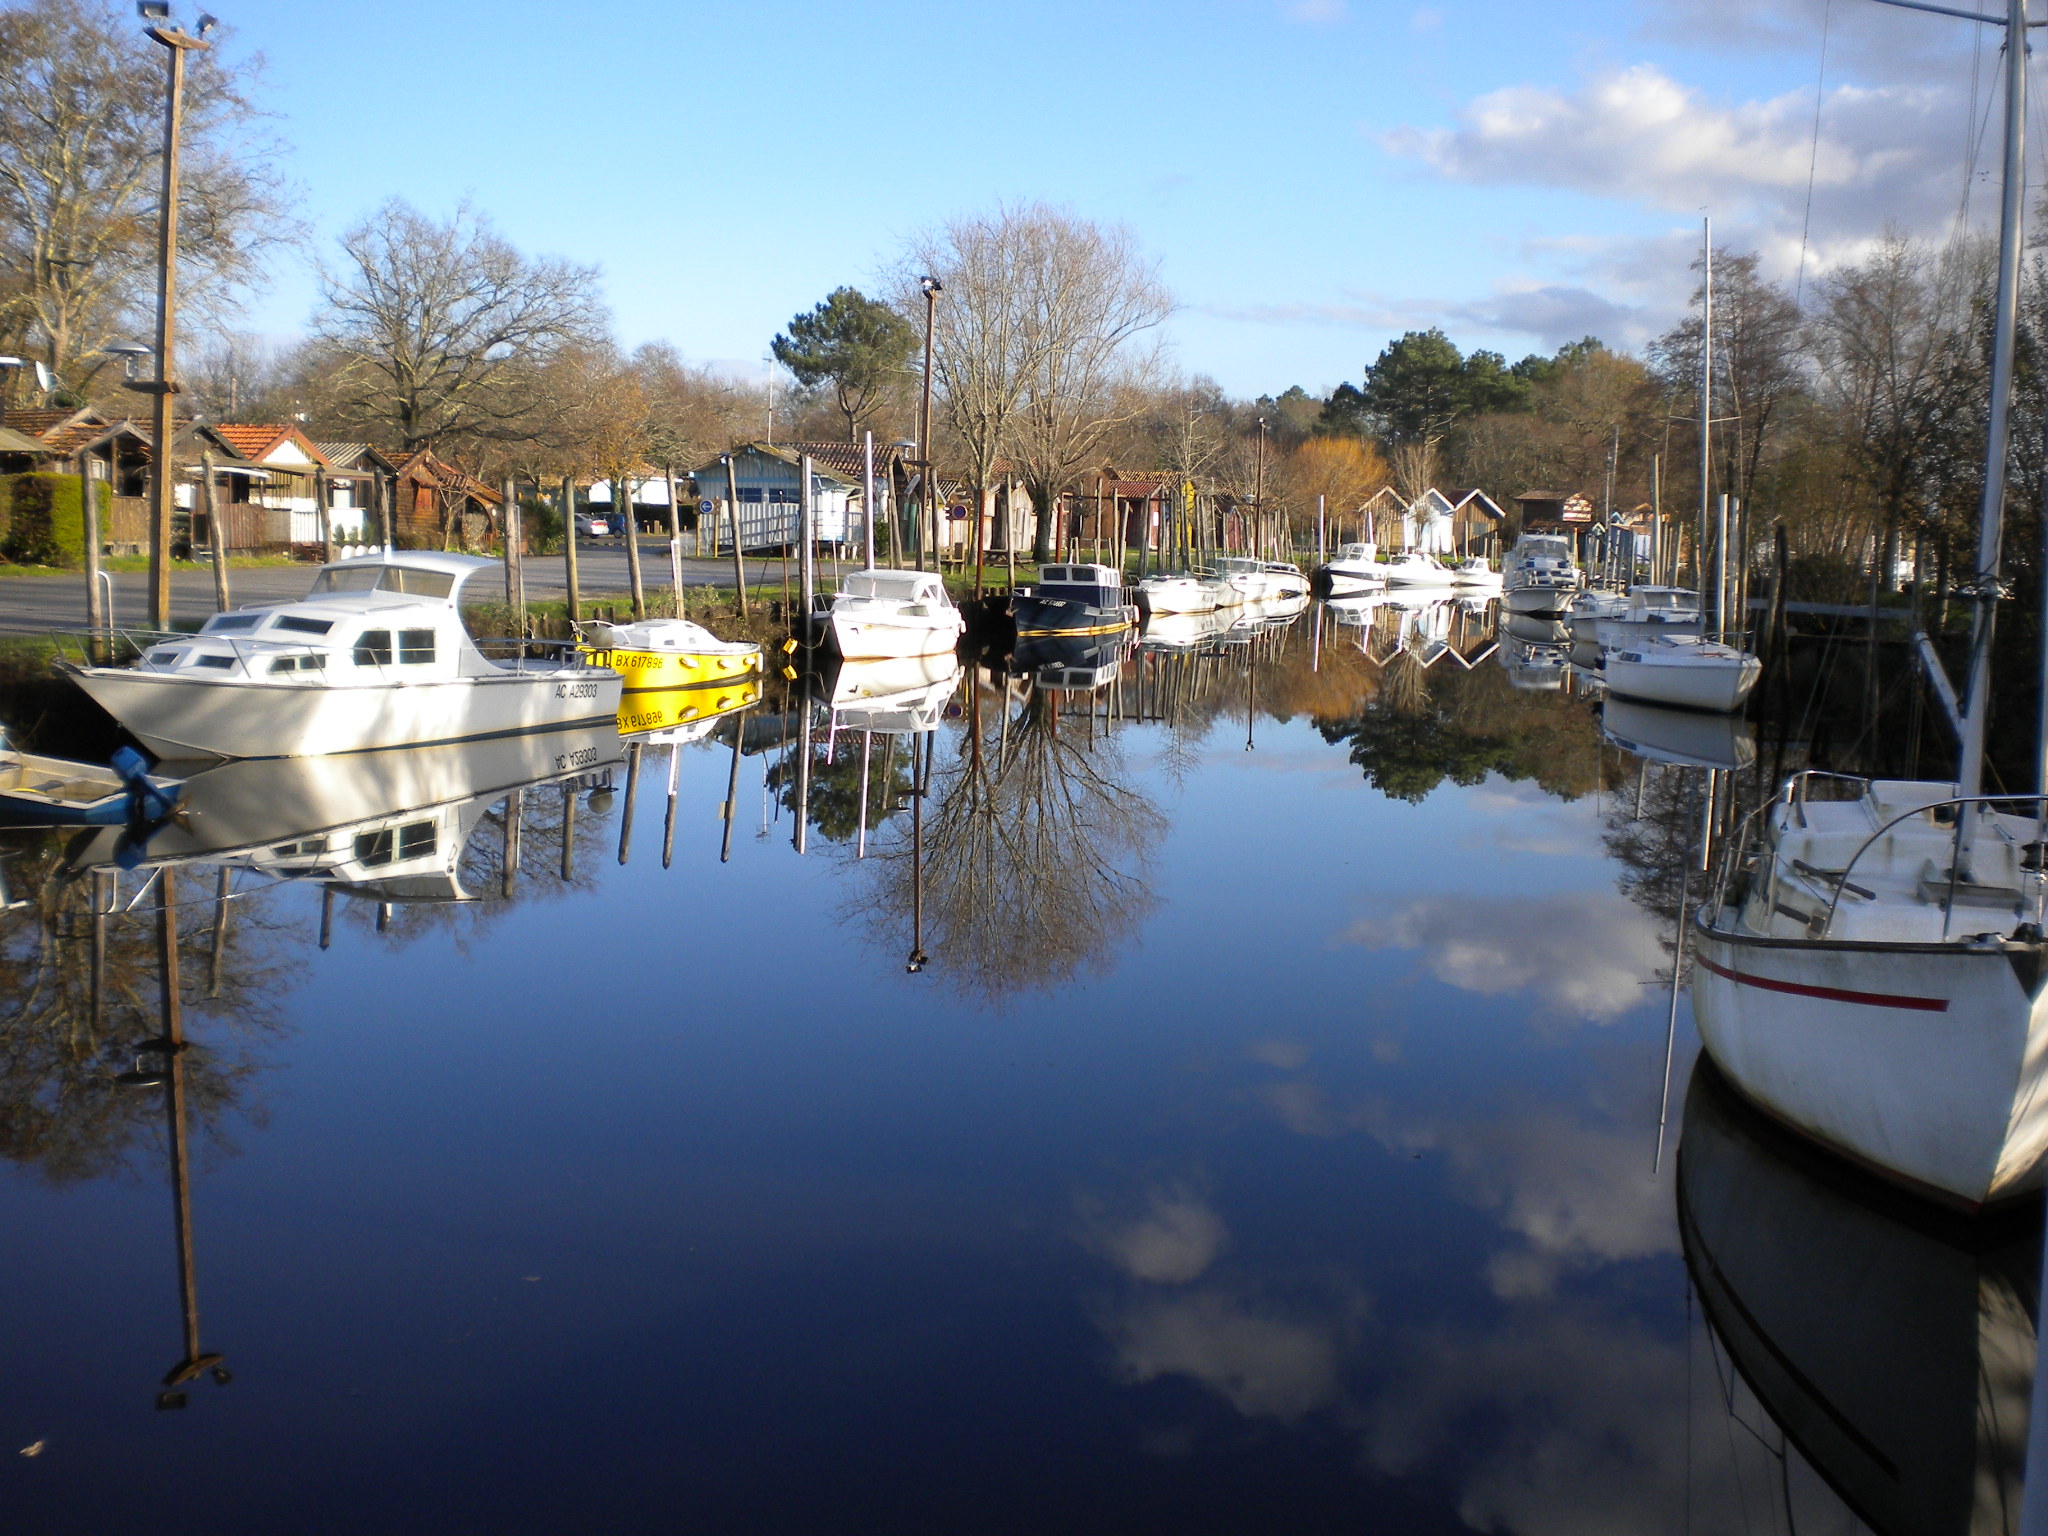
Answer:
[
  {"left": 1957, "top": 0, "right": 2029, "bottom": 800},
  {"left": 1699, "top": 219, "right": 1713, "bottom": 609}
]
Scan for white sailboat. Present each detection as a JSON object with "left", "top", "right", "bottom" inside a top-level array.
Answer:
[
  {"left": 63, "top": 551, "right": 622, "bottom": 761},
  {"left": 1692, "top": 0, "right": 2048, "bottom": 1210},
  {"left": 824, "top": 568, "right": 964, "bottom": 660},
  {"left": 1605, "top": 633, "right": 1761, "bottom": 713}
]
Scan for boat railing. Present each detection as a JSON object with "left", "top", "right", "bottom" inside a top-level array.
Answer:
[
  {"left": 1716, "top": 787, "right": 2048, "bottom": 940},
  {"left": 1781, "top": 768, "right": 1874, "bottom": 828}
]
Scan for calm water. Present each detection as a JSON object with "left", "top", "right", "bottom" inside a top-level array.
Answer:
[{"left": 0, "top": 600, "right": 2020, "bottom": 1533}]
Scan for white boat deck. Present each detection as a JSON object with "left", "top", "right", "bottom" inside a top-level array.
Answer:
[{"left": 1737, "top": 780, "right": 2046, "bottom": 943}]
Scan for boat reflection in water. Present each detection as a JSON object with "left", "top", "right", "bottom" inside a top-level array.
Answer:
[
  {"left": 814, "top": 653, "right": 962, "bottom": 735},
  {"left": 617, "top": 677, "right": 761, "bottom": 871},
  {"left": 1600, "top": 697, "right": 1756, "bottom": 772},
  {"left": 1499, "top": 613, "right": 1572, "bottom": 691},
  {"left": 1678, "top": 1061, "right": 2035, "bottom": 1536},
  {"left": 1014, "top": 632, "right": 1135, "bottom": 692},
  {"left": 68, "top": 727, "right": 625, "bottom": 909}
]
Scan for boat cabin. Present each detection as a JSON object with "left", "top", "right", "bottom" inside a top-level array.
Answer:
[
  {"left": 1031, "top": 564, "right": 1123, "bottom": 597},
  {"left": 836, "top": 570, "right": 952, "bottom": 609},
  {"left": 140, "top": 552, "right": 500, "bottom": 687},
  {"left": 1331, "top": 543, "right": 1377, "bottom": 563},
  {"left": 1626, "top": 586, "right": 1700, "bottom": 618}
]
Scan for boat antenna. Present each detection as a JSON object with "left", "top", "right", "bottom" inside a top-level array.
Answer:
[{"left": 1870, "top": 0, "right": 2030, "bottom": 810}]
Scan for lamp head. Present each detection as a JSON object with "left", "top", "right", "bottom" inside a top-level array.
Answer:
[
  {"left": 196, "top": 10, "right": 216, "bottom": 33},
  {"left": 919, "top": 275, "right": 943, "bottom": 298},
  {"left": 136, "top": 0, "right": 170, "bottom": 16}
]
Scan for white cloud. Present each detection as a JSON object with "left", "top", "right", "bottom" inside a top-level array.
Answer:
[
  {"left": 1083, "top": 1185, "right": 1232, "bottom": 1285},
  {"left": 1342, "top": 891, "right": 1667, "bottom": 1022},
  {"left": 1108, "top": 1290, "right": 1344, "bottom": 1419}
]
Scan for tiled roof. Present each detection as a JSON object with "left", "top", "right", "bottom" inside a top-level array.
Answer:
[
  {"left": 212, "top": 422, "right": 331, "bottom": 467},
  {"left": 784, "top": 441, "right": 905, "bottom": 481},
  {"left": 390, "top": 448, "right": 502, "bottom": 507}
]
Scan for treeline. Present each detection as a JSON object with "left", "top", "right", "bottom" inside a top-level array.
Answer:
[{"left": 3, "top": 0, "right": 2037, "bottom": 610}]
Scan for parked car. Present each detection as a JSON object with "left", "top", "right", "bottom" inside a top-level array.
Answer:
[{"left": 577, "top": 514, "right": 613, "bottom": 539}]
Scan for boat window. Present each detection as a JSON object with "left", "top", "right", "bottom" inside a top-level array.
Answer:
[
  {"left": 268, "top": 654, "right": 326, "bottom": 674},
  {"left": 193, "top": 654, "right": 235, "bottom": 669},
  {"left": 398, "top": 629, "right": 436, "bottom": 665},
  {"left": 204, "top": 613, "right": 260, "bottom": 632},
  {"left": 274, "top": 615, "right": 333, "bottom": 635},
  {"left": 380, "top": 567, "right": 454, "bottom": 598},
  {"left": 399, "top": 821, "right": 436, "bottom": 859},
  {"left": 354, "top": 630, "right": 393, "bottom": 666},
  {"left": 148, "top": 650, "right": 182, "bottom": 668},
  {"left": 353, "top": 828, "right": 396, "bottom": 867},
  {"left": 309, "top": 566, "right": 381, "bottom": 594}
]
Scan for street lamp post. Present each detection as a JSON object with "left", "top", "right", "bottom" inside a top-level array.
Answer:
[
  {"left": 133, "top": 5, "right": 214, "bottom": 631},
  {"left": 916, "top": 276, "right": 942, "bottom": 574}
]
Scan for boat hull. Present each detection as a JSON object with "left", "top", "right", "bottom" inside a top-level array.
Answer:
[
  {"left": 826, "top": 610, "right": 962, "bottom": 661},
  {"left": 1503, "top": 584, "right": 1577, "bottom": 615},
  {"left": 1137, "top": 583, "right": 1220, "bottom": 615},
  {"left": 1011, "top": 593, "right": 1139, "bottom": 637},
  {"left": 65, "top": 665, "right": 622, "bottom": 761},
  {"left": 577, "top": 644, "right": 760, "bottom": 692},
  {"left": 1690, "top": 922, "right": 2048, "bottom": 1208},
  {"left": 1604, "top": 651, "right": 1759, "bottom": 711}
]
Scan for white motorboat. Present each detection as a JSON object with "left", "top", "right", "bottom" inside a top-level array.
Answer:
[
  {"left": 1498, "top": 613, "right": 1570, "bottom": 690},
  {"left": 1446, "top": 557, "right": 1502, "bottom": 592},
  {"left": 1603, "top": 633, "right": 1759, "bottom": 713},
  {"left": 1323, "top": 594, "right": 1386, "bottom": 631},
  {"left": 1594, "top": 586, "right": 1703, "bottom": 650},
  {"left": 1564, "top": 587, "right": 1628, "bottom": 644},
  {"left": 1379, "top": 550, "right": 1456, "bottom": 587},
  {"left": 1212, "top": 556, "right": 1308, "bottom": 604},
  {"left": 1136, "top": 572, "right": 1223, "bottom": 615},
  {"left": 824, "top": 568, "right": 964, "bottom": 661},
  {"left": 1316, "top": 543, "right": 1385, "bottom": 595},
  {"left": 62, "top": 551, "right": 622, "bottom": 761},
  {"left": 823, "top": 653, "right": 963, "bottom": 734},
  {"left": 1502, "top": 533, "right": 1581, "bottom": 614}
]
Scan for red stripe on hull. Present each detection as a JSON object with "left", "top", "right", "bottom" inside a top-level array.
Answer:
[{"left": 1693, "top": 952, "right": 1949, "bottom": 1013}]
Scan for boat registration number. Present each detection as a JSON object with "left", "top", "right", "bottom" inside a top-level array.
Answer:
[
  {"left": 556, "top": 680, "right": 603, "bottom": 700},
  {"left": 555, "top": 746, "right": 602, "bottom": 771}
]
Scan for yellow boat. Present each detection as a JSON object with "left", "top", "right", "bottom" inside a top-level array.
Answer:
[
  {"left": 575, "top": 618, "right": 763, "bottom": 694},
  {"left": 618, "top": 676, "right": 761, "bottom": 739}
]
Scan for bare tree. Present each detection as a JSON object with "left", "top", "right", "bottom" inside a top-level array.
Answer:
[
  {"left": 1004, "top": 210, "right": 1171, "bottom": 560},
  {"left": 0, "top": 0, "right": 292, "bottom": 388},
  {"left": 311, "top": 199, "right": 607, "bottom": 457}
]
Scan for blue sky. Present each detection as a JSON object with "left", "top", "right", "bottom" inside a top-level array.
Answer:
[{"left": 209, "top": 0, "right": 1998, "bottom": 397}]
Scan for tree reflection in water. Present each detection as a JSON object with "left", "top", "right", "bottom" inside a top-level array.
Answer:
[
  {"left": 0, "top": 834, "right": 291, "bottom": 1183},
  {"left": 862, "top": 668, "right": 1166, "bottom": 1004}
]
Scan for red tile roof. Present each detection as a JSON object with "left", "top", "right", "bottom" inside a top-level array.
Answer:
[{"left": 211, "top": 423, "right": 331, "bottom": 467}]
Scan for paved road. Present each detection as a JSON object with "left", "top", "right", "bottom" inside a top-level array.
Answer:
[{"left": 0, "top": 541, "right": 807, "bottom": 633}]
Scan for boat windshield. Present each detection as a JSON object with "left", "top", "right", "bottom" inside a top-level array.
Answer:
[
  {"left": 842, "top": 572, "right": 935, "bottom": 602},
  {"left": 309, "top": 565, "right": 458, "bottom": 599}
]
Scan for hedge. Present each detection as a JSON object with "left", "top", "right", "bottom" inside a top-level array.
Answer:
[{"left": 0, "top": 472, "right": 106, "bottom": 568}]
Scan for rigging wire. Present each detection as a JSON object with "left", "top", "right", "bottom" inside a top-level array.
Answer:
[{"left": 1796, "top": 0, "right": 1836, "bottom": 309}]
